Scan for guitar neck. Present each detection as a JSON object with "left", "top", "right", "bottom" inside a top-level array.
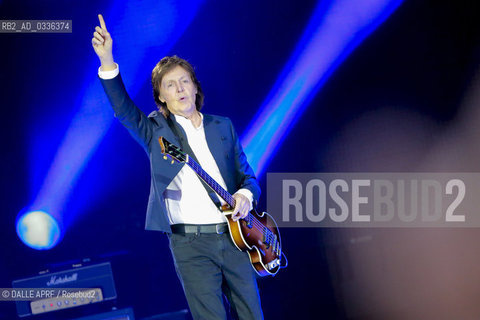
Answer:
[{"left": 186, "top": 156, "right": 236, "bottom": 208}]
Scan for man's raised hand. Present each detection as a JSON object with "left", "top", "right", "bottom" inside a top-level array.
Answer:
[{"left": 92, "top": 14, "right": 115, "bottom": 70}]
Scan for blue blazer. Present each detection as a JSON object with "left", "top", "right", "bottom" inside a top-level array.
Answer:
[{"left": 100, "top": 73, "right": 260, "bottom": 233}]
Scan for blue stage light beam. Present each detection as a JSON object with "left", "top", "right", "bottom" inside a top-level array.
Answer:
[
  {"left": 26, "top": 0, "right": 204, "bottom": 241},
  {"left": 242, "top": 0, "right": 404, "bottom": 175}
]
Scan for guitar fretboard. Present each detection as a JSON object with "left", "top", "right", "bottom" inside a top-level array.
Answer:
[{"left": 187, "top": 156, "right": 236, "bottom": 208}]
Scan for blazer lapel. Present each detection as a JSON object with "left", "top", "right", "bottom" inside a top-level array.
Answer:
[{"left": 203, "top": 115, "right": 231, "bottom": 190}]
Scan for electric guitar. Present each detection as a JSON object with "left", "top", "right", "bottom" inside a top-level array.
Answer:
[{"left": 159, "top": 136, "right": 286, "bottom": 276}]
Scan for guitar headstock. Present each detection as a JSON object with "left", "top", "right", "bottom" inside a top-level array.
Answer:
[{"left": 158, "top": 137, "right": 187, "bottom": 163}]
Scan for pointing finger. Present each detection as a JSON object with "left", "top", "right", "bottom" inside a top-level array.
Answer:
[{"left": 98, "top": 14, "right": 107, "bottom": 31}]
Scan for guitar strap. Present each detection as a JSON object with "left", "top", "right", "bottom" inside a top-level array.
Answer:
[{"left": 165, "top": 114, "right": 223, "bottom": 210}]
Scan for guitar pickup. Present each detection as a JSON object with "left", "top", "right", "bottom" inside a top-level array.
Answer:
[
  {"left": 244, "top": 214, "right": 253, "bottom": 229},
  {"left": 262, "top": 234, "right": 270, "bottom": 249}
]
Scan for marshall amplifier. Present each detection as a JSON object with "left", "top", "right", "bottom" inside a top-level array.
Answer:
[{"left": 12, "top": 262, "right": 117, "bottom": 317}]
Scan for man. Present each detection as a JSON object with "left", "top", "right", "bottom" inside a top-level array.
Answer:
[{"left": 91, "top": 14, "right": 263, "bottom": 319}]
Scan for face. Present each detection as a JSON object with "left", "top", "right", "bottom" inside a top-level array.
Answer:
[{"left": 158, "top": 65, "right": 198, "bottom": 117}]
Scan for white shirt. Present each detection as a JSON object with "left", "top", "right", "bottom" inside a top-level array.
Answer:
[{"left": 98, "top": 64, "right": 253, "bottom": 224}]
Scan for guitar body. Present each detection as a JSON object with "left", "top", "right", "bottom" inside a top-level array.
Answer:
[
  {"left": 158, "top": 136, "right": 285, "bottom": 277},
  {"left": 225, "top": 210, "right": 282, "bottom": 277}
]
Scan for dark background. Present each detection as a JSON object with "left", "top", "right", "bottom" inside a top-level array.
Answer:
[{"left": 1, "top": 0, "right": 479, "bottom": 319}]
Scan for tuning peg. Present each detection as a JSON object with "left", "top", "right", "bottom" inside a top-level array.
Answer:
[
  {"left": 171, "top": 159, "right": 175, "bottom": 164},
  {"left": 163, "top": 155, "right": 168, "bottom": 160}
]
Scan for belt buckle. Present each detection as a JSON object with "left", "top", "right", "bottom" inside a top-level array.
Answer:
[{"left": 215, "top": 224, "right": 224, "bottom": 234}]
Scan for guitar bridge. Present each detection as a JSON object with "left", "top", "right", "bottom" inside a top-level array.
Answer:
[{"left": 266, "top": 258, "right": 280, "bottom": 271}]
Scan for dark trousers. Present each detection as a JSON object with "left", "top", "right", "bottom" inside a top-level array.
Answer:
[{"left": 168, "top": 232, "right": 263, "bottom": 320}]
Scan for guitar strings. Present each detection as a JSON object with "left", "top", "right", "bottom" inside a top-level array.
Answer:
[
  {"left": 164, "top": 140, "right": 281, "bottom": 257},
  {"left": 188, "top": 159, "right": 279, "bottom": 252}
]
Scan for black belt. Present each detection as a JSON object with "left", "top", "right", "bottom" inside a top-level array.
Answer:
[{"left": 171, "top": 223, "right": 228, "bottom": 234}]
